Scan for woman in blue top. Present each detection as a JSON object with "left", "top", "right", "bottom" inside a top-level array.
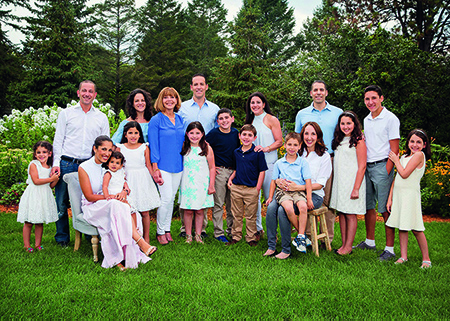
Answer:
[
  {"left": 149, "top": 87, "right": 185, "bottom": 245},
  {"left": 112, "top": 89, "right": 153, "bottom": 144}
]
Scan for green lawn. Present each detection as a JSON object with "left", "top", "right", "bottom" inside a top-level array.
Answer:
[{"left": 1, "top": 212, "right": 449, "bottom": 319}]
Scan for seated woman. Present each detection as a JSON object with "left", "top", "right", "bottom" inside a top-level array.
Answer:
[
  {"left": 264, "top": 122, "right": 332, "bottom": 259},
  {"left": 78, "top": 135, "right": 157, "bottom": 270}
]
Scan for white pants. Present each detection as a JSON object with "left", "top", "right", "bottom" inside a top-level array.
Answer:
[
  {"left": 256, "top": 162, "right": 274, "bottom": 231},
  {"left": 156, "top": 170, "right": 182, "bottom": 235}
]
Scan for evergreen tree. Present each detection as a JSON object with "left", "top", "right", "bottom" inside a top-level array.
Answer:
[
  {"left": 10, "top": 0, "right": 93, "bottom": 109},
  {"left": 93, "top": 0, "right": 137, "bottom": 113},
  {"left": 210, "top": 2, "right": 292, "bottom": 128},
  {"left": 233, "top": 0, "right": 299, "bottom": 62},
  {"left": 135, "top": 0, "right": 191, "bottom": 99},
  {"left": 185, "top": 0, "right": 228, "bottom": 78}
]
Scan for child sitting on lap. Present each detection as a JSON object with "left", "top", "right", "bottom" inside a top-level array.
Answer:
[{"left": 266, "top": 132, "right": 313, "bottom": 256}]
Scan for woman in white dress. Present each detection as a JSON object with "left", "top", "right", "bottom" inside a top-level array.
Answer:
[
  {"left": 245, "top": 92, "right": 283, "bottom": 237},
  {"left": 78, "top": 135, "right": 157, "bottom": 270}
]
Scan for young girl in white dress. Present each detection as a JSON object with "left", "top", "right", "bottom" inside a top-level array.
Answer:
[
  {"left": 330, "top": 111, "right": 367, "bottom": 255},
  {"left": 179, "top": 121, "right": 215, "bottom": 244},
  {"left": 386, "top": 129, "right": 432, "bottom": 268},
  {"left": 17, "top": 141, "right": 60, "bottom": 252},
  {"left": 102, "top": 151, "right": 129, "bottom": 200},
  {"left": 116, "top": 121, "right": 161, "bottom": 243}
]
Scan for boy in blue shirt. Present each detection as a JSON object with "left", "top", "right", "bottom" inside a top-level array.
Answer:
[
  {"left": 266, "top": 132, "right": 313, "bottom": 254},
  {"left": 227, "top": 124, "right": 268, "bottom": 246},
  {"left": 205, "top": 108, "right": 241, "bottom": 243}
]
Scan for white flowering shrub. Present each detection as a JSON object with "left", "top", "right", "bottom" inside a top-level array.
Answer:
[
  {"left": 0, "top": 101, "right": 126, "bottom": 199},
  {"left": 0, "top": 100, "right": 125, "bottom": 150}
]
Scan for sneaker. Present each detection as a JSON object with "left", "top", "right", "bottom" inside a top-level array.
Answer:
[
  {"left": 178, "top": 231, "right": 186, "bottom": 238},
  {"left": 378, "top": 250, "right": 396, "bottom": 261},
  {"left": 215, "top": 235, "right": 229, "bottom": 243},
  {"left": 292, "top": 235, "right": 307, "bottom": 253},
  {"left": 201, "top": 232, "right": 209, "bottom": 238},
  {"left": 353, "top": 241, "right": 376, "bottom": 251},
  {"left": 305, "top": 237, "right": 312, "bottom": 247}
]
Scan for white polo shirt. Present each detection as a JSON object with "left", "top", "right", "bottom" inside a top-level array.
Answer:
[{"left": 364, "top": 107, "right": 400, "bottom": 162}]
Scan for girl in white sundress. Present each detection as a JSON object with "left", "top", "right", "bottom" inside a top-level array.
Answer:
[
  {"left": 330, "top": 111, "right": 367, "bottom": 255},
  {"left": 17, "top": 141, "right": 60, "bottom": 252},
  {"left": 116, "top": 121, "right": 161, "bottom": 243},
  {"left": 179, "top": 121, "right": 215, "bottom": 244},
  {"left": 102, "top": 151, "right": 130, "bottom": 200},
  {"left": 386, "top": 129, "right": 432, "bottom": 269}
]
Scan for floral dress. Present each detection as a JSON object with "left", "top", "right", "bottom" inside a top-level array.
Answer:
[{"left": 179, "top": 146, "right": 213, "bottom": 210}]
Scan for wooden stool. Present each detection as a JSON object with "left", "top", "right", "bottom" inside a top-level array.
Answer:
[{"left": 308, "top": 206, "right": 332, "bottom": 257}]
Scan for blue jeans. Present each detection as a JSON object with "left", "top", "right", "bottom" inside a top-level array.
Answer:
[
  {"left": 54, "top": 159, "right": 80, "bottom": 243},
  {"left": 266, "top": 194, "right": 323, "bottom": 254}
]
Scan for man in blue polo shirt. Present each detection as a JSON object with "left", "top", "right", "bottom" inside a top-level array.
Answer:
[{"left": 295, "top": 80, "right": 343, "bottom": 244}]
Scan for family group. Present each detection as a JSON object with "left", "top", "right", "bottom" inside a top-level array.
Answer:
[{"left": 16, "top": 75, "right": 432, "bottom": 270}]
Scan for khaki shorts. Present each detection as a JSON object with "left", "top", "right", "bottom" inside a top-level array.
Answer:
[{"left": 275, "top": 188, "right": 307, "bottom": 206}]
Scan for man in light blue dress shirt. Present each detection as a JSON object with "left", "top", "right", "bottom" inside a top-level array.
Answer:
[
  {"left": 178, "top": 74, "right": 219, "bottom": 134},
  {"left": 178, "top": 74, "right": 220, "bottom": 238},
  {"left": 294, "top": 80, "right": 343, "bottom": 244}
]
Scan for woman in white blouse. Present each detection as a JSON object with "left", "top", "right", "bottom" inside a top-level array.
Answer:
[{"left": 264, "top": 122, "right": 331, "bottom": 259}]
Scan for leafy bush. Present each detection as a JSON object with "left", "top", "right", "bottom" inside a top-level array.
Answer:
[
  {"left": 0, "top": 146, "right": 33, "bottom": 191},
  {"left": 0, "top": 100, "right": 125, "bottom": 150},
  {"left": 421, "top": 161, "right": 450, "bottom": 217},
  {"left": 0, "top": 183, "right": 27, "bottom": 205}
]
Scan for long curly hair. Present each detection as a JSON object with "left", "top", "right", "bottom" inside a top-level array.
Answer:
[
  {"left": 32, "top": 141, "right": 54, "bottom": 167},
  {"left": 331, "top": 111, "right": 363, "bottom": 150},
  {"left": 126, "top": 88, "right": 152, "bottom": 121}
]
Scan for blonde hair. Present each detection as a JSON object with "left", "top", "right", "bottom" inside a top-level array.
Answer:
[{"left": 154, "top": 87, "right": 181, "bottom": 113}]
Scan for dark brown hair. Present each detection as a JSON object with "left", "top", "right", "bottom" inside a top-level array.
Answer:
[
  {"left": 244, "top": 92, "right": 274, "bottom": 124},
  {"left": 299, "top": 122, "right": 327, "bottom": 156},
  {"left": 120, "top": 121, "right": 145, "bottom": 144},
  {"left": 126, "top": 88, "right": 152, "bottom": 121},
  {"left": 32, "top": 141, "right": 54, "bottom": 167},
  {"left": 405, "top": 129, "right": 431, "bottom": 160},
  {"left": 181, "top": 121, "right": 208, "bottom": 157},
  {"left": 332, "top": 111, "right": 363, "bottom": 150}
]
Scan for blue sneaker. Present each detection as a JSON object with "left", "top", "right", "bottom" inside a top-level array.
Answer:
[
  {"left": 292, "top": 235, "right": 307, "bottom": 253},
  {"left": 215, "top": 235, "right": 229, "bottom": 243}
]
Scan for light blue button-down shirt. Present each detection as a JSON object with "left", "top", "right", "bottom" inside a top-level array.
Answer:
[
  {"left": 272, "top": 155, "right": 312, "bottom": 186},
  {"left": 294, "top": 101, "right": 343, "bottom": 153},
  {"left": 178, "top": 98, "right": 219, "bottom": 134}
]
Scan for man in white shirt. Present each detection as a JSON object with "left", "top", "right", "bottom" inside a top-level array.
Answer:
[
  {"left": 178, "top": 74, "right": 219, "bottom": 238},
  {"left": 354, "top": 85, "right": 400, "bottom": 261},
  {"left": 52, "top": 80, "right": 110, "bottom": 247}
]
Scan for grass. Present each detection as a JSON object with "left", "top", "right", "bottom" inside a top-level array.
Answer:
[{"left": 1, "top": 212, "right": 449, "bottom": 319}]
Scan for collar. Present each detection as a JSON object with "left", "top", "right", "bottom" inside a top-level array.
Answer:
[
  {"left": 75, "top": 102, "right": 95, "bottom": 113},
  {"left": 368, "top": 106, "right": 387, "bottom": 120},
  {"left": 188, "top": 97, "right": 211, "bottom": 108},
  {"left": 237, "top": 144, "right": 255, "bottom": 154},
  {"left": 310, "top": 101, "right": 331, "bottom": 112},
  {"left": 280, "top": 154, "right": 302, "bottom": 165}
]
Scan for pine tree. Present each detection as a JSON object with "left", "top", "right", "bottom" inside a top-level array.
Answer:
[
  {"left": 184, "top": 0, "right": 228, "bottom": 77},
  {"left": 11, "top": 0, "right": 93, "bottom": 108},
  {"left": 135, "top": 0, "right": 191, "bottom": 99},
  {"left": 92, "top": 0, "right": 137, "bottom": 113}
]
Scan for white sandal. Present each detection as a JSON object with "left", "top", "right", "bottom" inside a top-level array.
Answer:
[
  {"left": 421, "top": 261, "right": 432, "bottom": 269},
  {"left": 394, "top": 257, "right": 408, "bottom": 265}
]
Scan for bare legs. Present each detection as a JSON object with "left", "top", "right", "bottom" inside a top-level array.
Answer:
[
  {"left": 23, "top": 222, "right": 44, "bottom": 249},
  {"left": 395, "top": 230, "right": 430, "bottom": 266},
  {"left": 337, "top": 213, "right": 357, "bottom": 254},
  {"left": 184, "top": 209, "right": 204, "bottom": 243},
  {"left": 131, "top": 215, "right": 155, "bottom": 255},
  {"left": 281, "top": 200, "right": 307, "bottom": 234},
  {"left": 365, "top": 209, "right": 395, "bottom": 247},
  {"left": 141, "top": 210, "right": 150, "bottom": 243}
]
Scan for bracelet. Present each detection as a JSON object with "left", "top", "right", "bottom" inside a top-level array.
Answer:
[{"left": 154, "top": 169, "right": 160, "bottom": 172}]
